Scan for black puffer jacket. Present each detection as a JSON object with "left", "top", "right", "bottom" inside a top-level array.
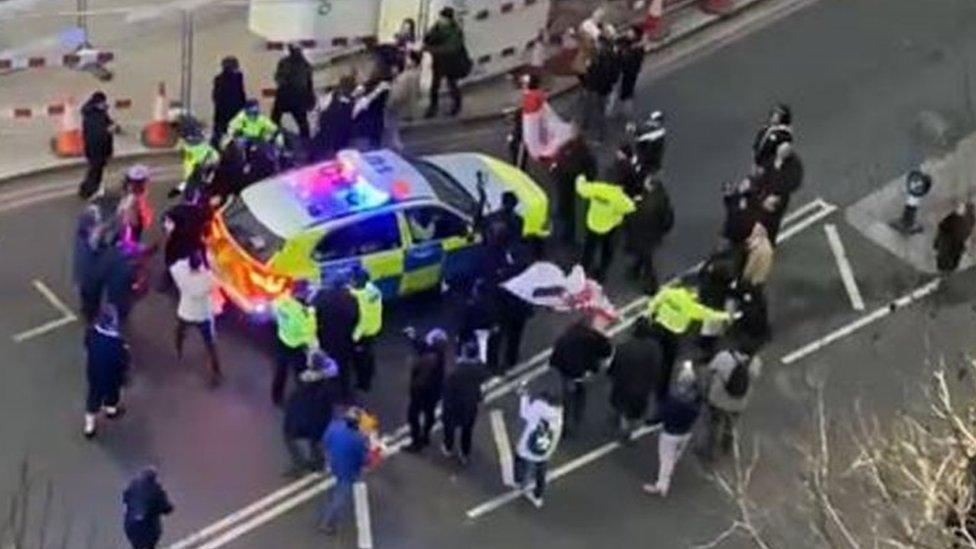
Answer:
[{"left": 82, "top": 96, "right": 113, "bottom": 161}]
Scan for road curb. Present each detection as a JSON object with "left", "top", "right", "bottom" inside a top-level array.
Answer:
[{"left": 0, "top": 0, "right": 773, "bottom": 186}]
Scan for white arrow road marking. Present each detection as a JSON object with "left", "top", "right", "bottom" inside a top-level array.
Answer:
[{"left": 13, "top": 279, "right": 77, "bottom": 342}]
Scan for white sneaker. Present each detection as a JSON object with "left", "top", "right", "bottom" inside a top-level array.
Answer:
[
  {"left": 642, "top": 483, "right": 667, "bottom": 497},
  {"left": 83, "top": 414, "right": 96, "bottom": 439},
  {"left": 525, "top": 492, "right": 544, "bottom": 508}
]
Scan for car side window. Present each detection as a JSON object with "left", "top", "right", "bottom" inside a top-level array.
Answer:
[
  {"left": 405, "top": 206, "right": 469, "bottom": 244},
  {"left": 314, "top": 213, "right": 401, "bottom": 261}
]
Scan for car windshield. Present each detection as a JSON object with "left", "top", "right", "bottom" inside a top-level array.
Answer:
[
  {"left": 407, "top": 158, "right": 477, "bottom": 217},
  {"left": 222, "top": 196, "right": 285, "bottom": 263}
]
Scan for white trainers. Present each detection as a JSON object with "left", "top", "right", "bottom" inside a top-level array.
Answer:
[
  {"left": 642, "top": 483, "right": 667, "bottom": 497},
  {"left": 83, "top": 414, "right": 97, "bottom": 439},
  {"left": 524, "top": 491, "right": 544, "bottom": 508}
]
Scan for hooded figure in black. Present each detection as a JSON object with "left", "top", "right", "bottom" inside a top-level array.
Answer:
[
  {"left": 79, "top": 91, "right": 114, "bottom": 199},
  {"left": 313, "top": 274, "right": 359, "bottom": 398},
  {"left": 272, "top": 45, "right": 315, "bottom": 140},
  {"left": 608, "top": 317, "right": 665, "bottom": 438},
  {"left": 623, "top": 177, "right": 674, "bottom": 293},
  {"left": 935, "top": 201, "right": 976, "bottom": 275},
  {"left": 404, "top": 328, "right": 451, "bottom": 452},
  {"left": 440, "top": 340, "right": 489, "bottom": 465},
  {"left": 282, "top": 351, "right": 341, "bottom": 476},
  {"left": 756, "top": 142, "right": 803, "bottom": 243},
  {"left": 211, "top": 56, "right": 246, "bottom": 147},
  {"left": 550, "top": 313, "right": 614, "bottom": 434},
  {"left": 753, "top": 104, "right": 793, "bottom": 170},
  {"left": 313, "top": 75, "right": 357, "bottom": 161},
  {"left": 123, "top": 467, "right": 173, "bottom": 549}
]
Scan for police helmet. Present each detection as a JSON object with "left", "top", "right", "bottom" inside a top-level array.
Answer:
[
  {"left": 244, "top": 98, "right": 260, "bottom": 115},
  {"left": 771, "top": 103, "right": 792, "bottom": 125}
]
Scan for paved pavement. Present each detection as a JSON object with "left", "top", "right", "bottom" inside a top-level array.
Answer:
[{"left": 2, "top": 0, "right": 976, "bottom": 547}]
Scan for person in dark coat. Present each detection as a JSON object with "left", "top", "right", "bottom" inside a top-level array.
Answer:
[
  {"left": 623, "top": 177, "right": 674, "bottom": 293},
  {"left": 404, "top": 327, "right": 450, "bottom": 452},
  {"left": 74, "top": 204, "right": 105, "bottom": 324},
  {"left": 697, "top": 240, "right": 746, "bottom": 356},
  {"left": 423, "top": 7, "right": 468, "bottom": 118},
  {"left": 312, "top": 75, "right": 357, "bottom": 161},
  {"left": 478, "top": 190, "right": 525, "bottom": 267},
  {"left": 83, "top": 308, "right": 129, "bottom": 438},
  {"left": 550, "top": 133, "right": 598, "bottom": 244},
  {"left": 458, "top": 277, "right": 500, "bottom": 355},
  {"left": 935, "top": 201, "right": 976, "bottom": 275},
  {"left": 211, "top": 56, "right": 246, "bottom": 147},
  {"left": 100, "top": 224, "right": 136, "bottom": 325},
  {"left": 352, "top": 74, "right": 392, "bottom": 150},
  {"left": 272, "top": 45, "right": 315, "bottom": 140},
  {"left": 612, "top": 26, "right": 645, "bottom": 118},
  {"left": 282, "top": 351, "right": 340, "bottom": 477},
  {"left": 756, "top": 142, "right": 803, "bottom": 243},
  {"left": 753, "top": 103, "right": 793, "bottom": 170},
  {"left": 440, "top": 340, "right": 489, "bottom": 465},
  {"left": 123, "top": 467, "right": 173, "bottom": 549},
  {"left": 608, "top": 317, "right": 664, "bottom": 440},
  {"left": 79, "top": 91, "right": 115, "bottom": 199},
  {"left": 313, "top": 275, "right": 359, "bottom": 399},
  {"left": 722, "top": 176, "right": 760, "bottom": 244},
  {"left": 550, "top": 313, "right": 614, "bottom": 434},
  {"left": 490, "top": 280, "right": 534, "bottom": 375},
  {"left": 579, "top": 34, "right": 620, "bottom": 142}
]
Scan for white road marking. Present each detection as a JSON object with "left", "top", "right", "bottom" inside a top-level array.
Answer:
[
  {"left": 13, "top": 279, "right": 77, "bottom": 342},
  {"left": 164, "top": 198, "right": 833, "bottom": 548},
  {"left": 776, "top": 199, "right": 838, "bottom": 243},
  {"left": 780, "top": 278, "right": 941, "bottom": 365},
  {"left": 465, "top": 424, "right": 662, "bottom": 520},
  {"left": 0, "top": 187, "right": 77, "bottom": 215},
  {"left": 823, "top": 224, "right": 865, "bottom": 311},
  {"left": 490, "top": 409, "right": 516, "bottom": 488},
  {"left": 354, "top": 482, "right": 374, "bottom": 549}
]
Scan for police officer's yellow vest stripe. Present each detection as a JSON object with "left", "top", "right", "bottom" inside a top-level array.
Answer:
[
  {"left": 272, "top": 295, "right": 318, "bottom": 348},
  {"left": 351, "top": 283, "right": 383, "bottom": 341}
]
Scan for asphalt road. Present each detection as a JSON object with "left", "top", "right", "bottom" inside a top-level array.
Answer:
[{"left": 2, "top": 0, "right": 976, "bottom": 547}]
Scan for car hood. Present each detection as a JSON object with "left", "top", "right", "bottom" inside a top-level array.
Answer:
[{"left": 422, "top": 153, "right": 549, "bottom": 236}]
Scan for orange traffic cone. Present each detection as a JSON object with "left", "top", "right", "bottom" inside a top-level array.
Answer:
[
  {"left": 643, "top": 0, "right": 670, "bottom": 42},
  {"left": 49, "top": 97, "right": 83, "bottom": 158},
  {"left": 141, "top": 82, "right": 176, "bottom": 148},
  {"left": 699, "top": 0, "right": 735, "bottom": 15}
]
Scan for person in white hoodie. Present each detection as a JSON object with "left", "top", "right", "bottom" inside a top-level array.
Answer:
[
  {"left": 170, "top": 249, "right": 222, "bottom": 387},
  {"left": 513, "top": 383, "right": 564, "bottom": 508}
]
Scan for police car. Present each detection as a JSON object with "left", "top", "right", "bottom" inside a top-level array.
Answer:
[{"left": 207, "top": 149, "right": 549, "bottom": 315}]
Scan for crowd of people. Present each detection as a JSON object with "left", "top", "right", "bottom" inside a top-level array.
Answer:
[{"left": 64, "top": 6, "right": 822, "bottom": 546}]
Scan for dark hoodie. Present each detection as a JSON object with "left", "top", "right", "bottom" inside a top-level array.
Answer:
[{"left": 82, "top": 95, "right": 113, "bottom": 161}]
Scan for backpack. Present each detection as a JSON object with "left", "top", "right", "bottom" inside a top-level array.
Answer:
[
  {"left": 527, "top": 418, "right": 555, "bottom": 456},
  {"left": 724, "top": 352, "right": 751, "bottom": 398}
]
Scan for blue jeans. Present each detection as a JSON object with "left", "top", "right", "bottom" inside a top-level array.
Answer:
[
  {"left": 514, "top": 456, "right": 548, "bottom": 499},
  {"left": 321, "top": 480, "right": 354, "bottom": 527}
]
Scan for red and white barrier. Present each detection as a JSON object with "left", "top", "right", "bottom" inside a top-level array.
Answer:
[
  {"left": 0, "top": 98, "right": 131, "bottom": 121},
  {"left": 0, "top": 49, "right": 114, "bottom": 71},
  {"left": 265, "top": 36, "right": 377, "bottom": 50}
]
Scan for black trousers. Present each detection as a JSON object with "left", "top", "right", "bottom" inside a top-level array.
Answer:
[
  {"left": 175, "top": 319, "right": 221, "bottom": 376},
  {"left": 80, "top": 288, "right": 101, "bottom": 325},
  {"left": 487, "top": 317, "right": 527, "bottom": 375},
  {"left": 407, "top": 394, "right": 439, "bottom": 446},
  {"left": 271, "top": 104, "right": 310, "bottom": 140},
  {"left": 555, "top": 179, "right": 577, "bottom": 244},
  {"left": 649, "top": 324, "right": 680, "bottom": 400},
  {"left": 442, "top": 412, "right": 475, "bottom": 457},
  {"left": 561, "top": 377, "right": 587, "bottom": 432},
  {"left": 427, "top": 69, "right": 461, "bottom": 115},
  {"left": 86, "top": 381, "right": 121, "bottom": 413},
  {"left": 79, "top": 156, "right": 107, "bottom": 198},
  {"left": 353, "top": 337, "right": 375, "bottom": 392},
  {"left": 630, "top": 246, "right": 660, "bottom": 294},
  {"left": 272, "top": 339, "right": 306, "bottom": 406},
  {"left": 582, "top": 229, "right": 617, "bottom": 281}
]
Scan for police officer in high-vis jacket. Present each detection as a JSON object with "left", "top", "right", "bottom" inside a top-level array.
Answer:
[
  {"left": 576, "top": 174, "right": 637, "bottom": 281},
  {"left": 270, "top": 280, "right": 318, "bottom": 406},
  {"left": 224, "top": 98, "right": 282, "bottom": 148},
  {"left": 349, "top": 268, "right": 383, "bottom": 393}
]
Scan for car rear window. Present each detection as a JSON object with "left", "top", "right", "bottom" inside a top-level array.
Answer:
[
  {"left": 222, "top": 196, "right": 285, "bottom": 263},
  {"left": 407, "top": 158, "right": 477, "bottom": 217}
]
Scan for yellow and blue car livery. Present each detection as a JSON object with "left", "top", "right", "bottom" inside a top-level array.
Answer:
[{"left": 207, "top": 149, "right": 549, "bottom": 315}]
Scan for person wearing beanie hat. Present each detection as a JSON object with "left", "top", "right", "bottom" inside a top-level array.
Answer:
[
  {"left": 79, "top": 90, "right": 115, "bottom": 199},
  {"left": 643, "top": 360, "right": 702, "bottom": 497},
  {"left": 404, "top": 327, "right": 452, "bottom": 453},
  {"left": 83, "top": 306, "right": 130, "bottom": 438}
]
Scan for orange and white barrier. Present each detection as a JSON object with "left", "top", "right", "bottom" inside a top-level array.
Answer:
[
  {"left": 0, "top": 49, "right": 114, "bottom": 72},
  {"left": 0, "top": 98, "right": 131, "bottom": 120},
  {"left": 49, "top": 97, "right": 84, "bottom": 158}
]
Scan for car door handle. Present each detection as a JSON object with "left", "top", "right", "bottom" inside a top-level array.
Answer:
[{"left": 409, "top": 245, "right": 439, "bottom": 258}]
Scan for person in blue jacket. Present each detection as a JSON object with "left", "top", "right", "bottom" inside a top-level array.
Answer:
[
  {"left": 319, "top": 408, "right": 368, "bottom": 535},
  {"left": 84, "top": 307, "right": 129, "bottom": 438},
  {"left": 123, "top": 467, "right": 173, "bottom": 549}
]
